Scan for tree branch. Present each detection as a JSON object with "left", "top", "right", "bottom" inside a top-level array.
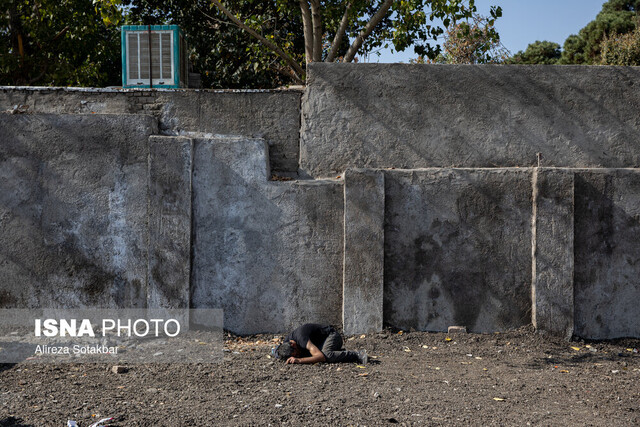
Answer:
[
  {"left": 269, "top": 63, "right": 304, "bottom": 85},
  {"left": 309, "top": 0, "right": 323, "bottom": 62},
  {"left": 210, "top": 0, "right": 306, "bottom": 80},
  {"left": 343, "top": 0, "right": 394, "bottom": 62},
  {"left": 327, "top": 1, "right": 352, "bottom": 62},
  {"left": 298, "top": 0, "right": 314, "bottom": 63}
]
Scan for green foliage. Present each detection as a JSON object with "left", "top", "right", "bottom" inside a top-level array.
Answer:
[
  {"left": 0, "top": 0, "right": 122, "bottom": 86},
  {"left": 337, "top": 0, "right": 502, "bottom": 59},
  {"left": 509, "top": 41, "right": 561, "bottom": 65},
  {"left": 559, "top": 0, "right": 639, "bottom": 64},
  {"left": 124, "top": 0, "right": 501, "bottom": 88},
  {"left": 601, "top": 22, "right": 640, "bottom": 65},
  {"left": 124, "top": 0, "right": 305, "bottom": 88},
  {"left": 420, "top": 13, "right": 508, "bottom": 64}
]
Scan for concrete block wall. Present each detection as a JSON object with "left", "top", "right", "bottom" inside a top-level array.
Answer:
[
  {"left": 2, "top": 64, "right": 640, "bottom": 339},
  {"left": 383, "top": 168, "right": 532, "bottom": 333},
  {"left": 301, "top": 64, "right": 640, "bottom": 177},
  {"left": 190, "top": 137, "right": 344, "bottom": 334},
  {"left": 0, "top": 113, "right": 155, "bottom": 308},
  {"left": 0, "top": 87, "right": 302, "bottom": 175}
]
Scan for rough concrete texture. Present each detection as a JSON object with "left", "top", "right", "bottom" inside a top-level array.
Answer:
[
  {"left": 1, "top": 87, "right": 302, "bottom": 174},
  {"left": 190, "top": 137, "right": 344, "bottom": 334},
  {"left": 147, "top": 136, "right": 193, "bottom": 309},
  {"left": 531, "top": 168, "right": 574, "bottom": 340},
  {"left": 154, "top": 91, "right": 301, "bottom": 174},
  {"left": 574, "top": 169, "right": 640, "bottom": 339},
  {"left": 301, "top": 64, "right": 640, "bottom": 177},
  {"left": 383, "top": 168, "right": 532, "bottom": 333},
  {"left": 343, "top": 169, "right": 385, "bottom": 335},
  {"left": 0, "top": 113, "right": 156, "bottom": 308}
]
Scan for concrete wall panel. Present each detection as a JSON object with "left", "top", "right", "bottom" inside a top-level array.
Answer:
[
  {"left": 1, "top": 88, "right": 302, "bottom": 174},
  {"left": 531, "top": 168, "right": 574, "bottom": 339},
  {"left": 148, "top": 136, "right": 193, "bottom": 309},
  {"left": 0, "top": 113, "right": 156, "bottom": 308},
  {"left": 574, "top": 170, "right": 640, "bottom": 339},
  {"left": 191, "top": 137, "right": 343, "bottom": 334},
  {"left": 383, "top": 168, "right": 532, "bottom": 333},
  {"left": 301, "top": 64, "right": 640, "bottom": 177},
  {"left": 343, "top": 169, "right": 385, "bottom": 334}
]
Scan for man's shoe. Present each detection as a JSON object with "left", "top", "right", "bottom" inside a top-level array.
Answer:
[{"left": 357, "top": 350, "right": 368, "bottom": 365}]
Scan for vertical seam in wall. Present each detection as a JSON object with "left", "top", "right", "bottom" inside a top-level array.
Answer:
[
  {"left": 569, "top": 170, "right": 576, "bottom": 340},
  {"left": 297, "top": 89, "right": 303, "bottom": 177},
  {"left": 342, "top": 172, "right": 347, "bottom": 331},
  {"left": 188, "top": 138, "right": 196, "bottom": 309},
  {"left": 530, "top": 167, "right": 538, "bottom": 329},
  {"left": 146, "top": 136, "right": 152, "bottom": 309}
]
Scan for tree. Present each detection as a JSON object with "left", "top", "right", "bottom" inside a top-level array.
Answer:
[
  {"left": 0, "top": 0, "right": 122, "bottom": 86},
  {"left": 600, "top": 20, "right": 640, "bottom": 65},
  {"left": 559, "top": 0, "right": 639, "bottom": 64},
  {"left": 209, "top": 0, "right": 503, "bottom": 83},
  {"left": 125, "top": 0, "right": 306, "bottom": 88},
  {"left": 418, "top": 12, "right": 508, "bottom": 64},
  {"left": 509, "top": 41, "right": 561, "bottom": 65}
]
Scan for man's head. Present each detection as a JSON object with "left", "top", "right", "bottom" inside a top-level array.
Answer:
[{"left": 276, "top": 340, "right": 301, "bottom": 359}]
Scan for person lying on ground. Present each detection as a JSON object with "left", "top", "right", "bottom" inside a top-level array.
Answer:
[{"left": 274, "top": 323, "right": 367, "bottom": 364}]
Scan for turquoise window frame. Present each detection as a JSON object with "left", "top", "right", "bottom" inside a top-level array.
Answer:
[{"left": 121, "top": 25, "right": 185, "bottom": 89}]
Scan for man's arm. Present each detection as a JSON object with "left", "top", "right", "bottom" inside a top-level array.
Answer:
[{"left": 286, "top": 341, "right": 326, "bottom": 364}]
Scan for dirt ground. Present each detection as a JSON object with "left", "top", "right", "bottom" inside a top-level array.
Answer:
[{"left": 1, "top": 326, "right": 639, "bottom": 426}]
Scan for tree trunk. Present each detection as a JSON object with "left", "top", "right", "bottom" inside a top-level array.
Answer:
[
  {"left": 344, "top": 0, "right": 394, "bottom": 62},
  {"left": 310, "top": 0, "right": 323, "bottom": 62}
]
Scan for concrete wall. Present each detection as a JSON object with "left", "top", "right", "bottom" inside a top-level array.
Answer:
[
  {"left": 383, "top": 169, "right": 532, "bottom": 333},
  {"left": 1, "top": 87, "right": 301, "bottom": 174},
  {"left": 190, "top": 137, "right": 344, "bottom": 334},
  {"left": 0, "top": 113, "right": 155, "bottom": 308},
  {"left": 2, "top": 64, "right": 640, "bottom": 339},
  {"left": 301, "top": 64, "right": 640, "bottom": 177},
  {"left": 573, "top": 169, "right": 640, "bottom": 339}
]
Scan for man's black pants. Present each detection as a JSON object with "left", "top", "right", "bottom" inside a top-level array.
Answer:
[{"left": 320, "top": 330, "right": 360, "bottom": 363}]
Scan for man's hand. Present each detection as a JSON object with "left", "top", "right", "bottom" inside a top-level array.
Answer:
[{"left": 286, "top": 357, "right": 300, "bottom": 364}]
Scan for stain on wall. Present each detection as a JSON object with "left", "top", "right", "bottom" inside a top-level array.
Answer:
[{"left": 384, "top": 169, "right": 532, "bottom": 333}]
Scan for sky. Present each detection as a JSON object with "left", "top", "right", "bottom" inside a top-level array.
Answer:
[{"left": 373, "top": 0, "right": 608, "bottom": 63}]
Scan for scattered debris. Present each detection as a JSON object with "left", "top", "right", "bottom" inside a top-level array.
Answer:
[
  {"left": 448, "top": 326, "right": 467, "bottom": 334},
  {"left": 111, "top": 365, "right": 127, "bottom": 374},
  {"left": 9, "top": 104, "right": 30, "bottom": 114},
  {"left": 89, "top": 418, "right": 114, "bottom": 427}
]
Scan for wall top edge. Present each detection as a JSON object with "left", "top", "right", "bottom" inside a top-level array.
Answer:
[
  {"left": 0, "top": 86, "right": 304, "bottom": 94},
  {"left": 349, "top": 167, "right": 640, "bottom": 172},
  {"left": 308, "top": 63, "right": 640, "bottom": 69}
]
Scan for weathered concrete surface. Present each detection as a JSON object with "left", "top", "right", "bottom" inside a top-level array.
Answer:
[
  {"left": 1, "top": 87, "right": 302, "bottom": 174},
  {"left": 301, "top": 64, "right": 640, "bottom": 177},
  {"left": 155, "top": 91, "right": 301, "bottom": 174},
  {"left": 0, "top": 113, "right": 156, "bottom": 308},
  {"left": 531, "top": 168, "right": 574, "bottom": 340},
  {"left": 343, "top": 169, "right": 385, "bottom": 335},
  {"left": 574, "top": 169, "right": 640, "bottom": 339},
  {"left": 148, "top": 136, "right": 193, "bottom": 309},
  {"left": 383, "top": 168, "right": 532, "bottom": 333},
  {"left": 190, "top": 137, "right": 343, "bottom": 334}
]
